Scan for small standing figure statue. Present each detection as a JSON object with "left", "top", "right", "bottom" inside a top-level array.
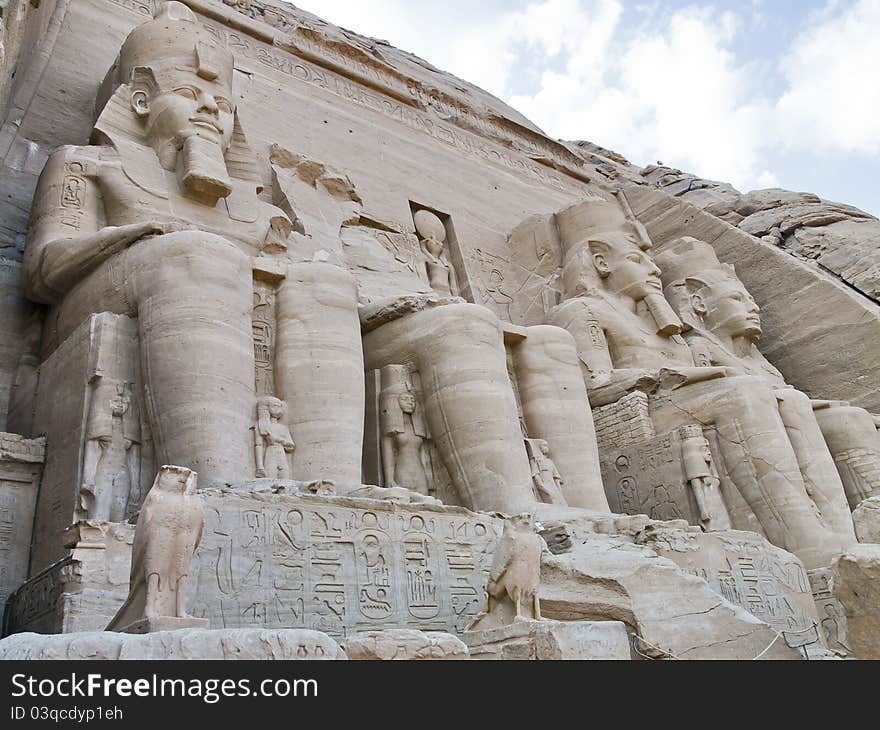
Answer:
[
  {"left": 486, "top": 513, "right": 543, "bottom": 622},
  {"left": 414, "top": 209, "right": 457, "bottom": 297},
  {"left": 525, "top": 439, "right": 568, "bottom": 506},
  {"left": 81, "top": 378, "right": 141, "bottom": 522},
  {"left": 380, "top": 365, "right": 430, "bottom": 496},
  {"left": 107, "top": 465, "right": 207, "bottom": 633},
  {"left": 679, "top": 425, "right": 731, "bottom": 531},
  {"left": 254, "top": 395, "right": 295, "bottom": 479}
]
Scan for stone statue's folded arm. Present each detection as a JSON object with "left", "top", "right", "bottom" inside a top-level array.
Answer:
[{"left": 22, "top": 147, "right": 161, "bottom": 304}]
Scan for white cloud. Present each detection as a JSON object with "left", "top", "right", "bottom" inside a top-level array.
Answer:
[
  {"left": 287, "top": 1, "right": 879, "bottom": 197},
  {"left": 776, "top": 0, "right": 880, "bottom": 155},
  {"left": 508, "top": 4, "right": 774, "bottom": 190}
]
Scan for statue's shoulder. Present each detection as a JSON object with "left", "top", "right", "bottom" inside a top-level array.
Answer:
[
  {"left": 550, "top": 294, "right": 611, "bottom": 322},
  {"left": 43, "top": 144, "right": 110, "bottom": 179}
]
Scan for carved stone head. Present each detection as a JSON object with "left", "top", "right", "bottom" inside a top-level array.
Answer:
[
  {"left": 118, "top": 2, "right": 234, "bottom": 154},
  {"left": 657, "top": 237, "right": 762, "bottom": 341},
  {"left": 93, "top": 2, "right": 262, "bottom": 204},
  {"left": 257, "top": 395, "right": 286, "bottom": 422},
  {"left": 397, "top": 391, "right": 417, "bottom": 414},
  {"left": 154, "top": 464, "right": 198, "bottom": 495},
  {"left": 556, "top": 198, "right": 662, "bottom": 301}
]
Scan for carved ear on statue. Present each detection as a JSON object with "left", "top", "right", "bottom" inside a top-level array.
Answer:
[
  {"left": 129, "top": 66, "right": 157, "bottom": 118},
  {"left": 690, "top": 292, "right": 707, "bottom": 316},
  {"left": 587, "top": 239, "right": 612, "bottom": 278}
]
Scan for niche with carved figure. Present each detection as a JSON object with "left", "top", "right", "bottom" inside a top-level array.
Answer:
[{"left": 409, "top": 202, "right": 471, "bottom": 301}]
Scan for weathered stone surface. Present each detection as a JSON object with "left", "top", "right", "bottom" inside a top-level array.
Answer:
[
  {"left": 853, "top": 497, "right": 880, "bottom": 544},
  {"left": 624, "top": 185, "right": 880, "bottom": 412},
  {"left": 7, "top": 486, "right": 501, "bottom": 639},
  {"left": 0, "top": 432, "right": 44, "bottom": 625},
  {"left": 534, "top": 510, "right": 803, "bottom": 660},
  {"left": 831, "top": 545, "right": 880, "bottom": 659},
  {"left": 0, "top": 628, "right": 346, "bottom": 660},
  {"left": 341, "top": 629, "right": 468, "bottom": 660},
  {"left": 638, "top": 526, "right": 822, "bottom": 646},
  {"left": 464, "top": 619, "right": 630, "bottom": 660}
]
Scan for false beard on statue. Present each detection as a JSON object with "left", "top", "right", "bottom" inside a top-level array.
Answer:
[
  {"left": 177, "top": 131, "right": 232, "bottom": 205},
  {"left": 640, "top": 292, "right": 682, "bottom": 337}
]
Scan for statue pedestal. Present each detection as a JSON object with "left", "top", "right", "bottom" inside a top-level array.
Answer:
[
  {"left": 463, "top": 619, "right": 630, "bottom": 660},
  {"left": 113, "top": 616, "right": 210, "bottom": 635}
]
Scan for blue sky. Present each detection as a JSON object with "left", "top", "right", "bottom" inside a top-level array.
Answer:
[{"left": 290, "top": 1, "right": 880, "bottom": 216}]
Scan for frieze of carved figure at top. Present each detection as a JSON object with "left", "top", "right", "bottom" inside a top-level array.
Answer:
[
  {"left": 657, "top": 236, "right": 880, "bottom": 511},
  {"left": 23, "top": 2, "right": 295, "bottom": 487},
  {"left": 545, "top": 197, "right": 854, "bottom": 569},
  {"left": 414, "top": 209, "right": 457, "bottom": 297}
]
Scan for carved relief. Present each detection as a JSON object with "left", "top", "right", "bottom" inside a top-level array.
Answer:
[
  {"left": 187, "top": 490, "right": 499, "bottom": 637},
  {"left": 253, "top": 395, "right": 295, "bottom": 479},
  {"left": 602, "top": 428, "right": 737, "bottom": 529},
  {"left": 525, "top": 439, "right": 567, "bottom": 506},
  {"left": 379, "top": 364, "right": 431, "bottom": 496},
  {"left": 81, "top": 379, "right": 142, "bottom": 523},
  {"left": 413, "top": 209, "right": 458, "bottom": 297},
  {"left": 252, "top": 283, "right": 277, "bottom": 396},
  {"left": 679, "top": 425, "right": 731, "bottom": 531}
]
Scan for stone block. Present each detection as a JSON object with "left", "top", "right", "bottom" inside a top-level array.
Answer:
[
  {"left": 0, "top": 628, "right": 346, "bottom": 660},
  {"left": 464, "top": 619, "right": 630, "bottom": 660},
  {"left": 341, "top": 629, "right": 468, "bottom": 660}
]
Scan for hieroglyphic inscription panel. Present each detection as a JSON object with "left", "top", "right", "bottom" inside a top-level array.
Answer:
[
  {"left": 601, "top": 431, "right": 699, "bottom": 524},
  {"left": 187, "top": 490, "right": 500, "bottom": 637},
  {"left": 648, "top": 530, "right": 821, "bottom": 640}
]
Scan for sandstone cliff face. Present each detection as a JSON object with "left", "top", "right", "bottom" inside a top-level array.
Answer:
[{"left": 576, "top": 144, "right": 880, "bottom": 309}]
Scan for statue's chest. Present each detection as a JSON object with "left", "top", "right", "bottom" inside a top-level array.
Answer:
[
  {"left": 608, "top": 314, "right": 692, "bottom": 368},
  {"left": 100, "top": 166, "right": 273, "bottom": 251}
]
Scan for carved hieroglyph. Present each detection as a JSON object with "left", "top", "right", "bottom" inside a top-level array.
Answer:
[
  {"left": 656, "top": 235, "right": 880, "bottom": 514},
  {"left": 107, "top": 466, "right": 206, "bottom": 634},
  {"left": 547, "top": 197, "right": 853, "bottom": 569},
  {"left": 602, "top": 426, "right": 732, "bottom": 532},
  {"left": 186, "top": 486, "right": 501, "bottom": 637}
]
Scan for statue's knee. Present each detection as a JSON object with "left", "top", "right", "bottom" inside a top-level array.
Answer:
[
  {"left": 430, "top": 302, "right": 500, "bottom": 340},
  {"left": 714, "top": 376, "right": 778, "bottom": 414},
  {"left": 146, "top": 231, "right": 249, "bottom": 290}
]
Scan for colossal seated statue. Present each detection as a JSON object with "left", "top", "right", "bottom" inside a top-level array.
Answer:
[
  {"left": 656, "top": 236, "right": 880, "bottom": 512},
  {"left": 24, "top": 2, "right": 291, "bottom": 490},
  {"left": 546, "top": 198, "right": 854, "bottom": 568},
  {"left": 23, "top": 2, "right": 608, "bottom": 521}
]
